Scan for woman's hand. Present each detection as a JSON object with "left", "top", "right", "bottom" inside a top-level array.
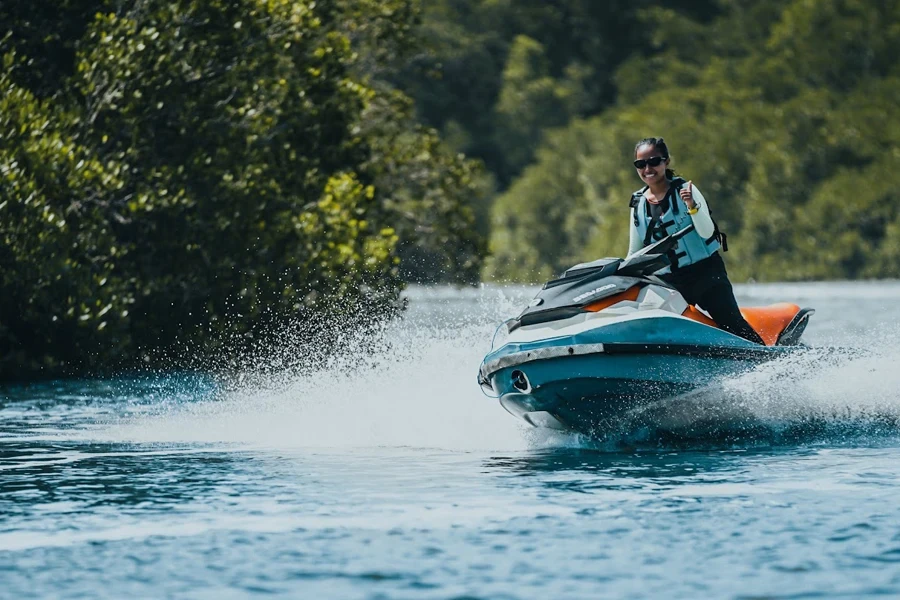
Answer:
[{"left": 679, "top": 180, "right": 695, "bottom": 210}]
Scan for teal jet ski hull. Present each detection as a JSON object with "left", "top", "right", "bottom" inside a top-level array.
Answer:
[{"left": 480, "top": 315, "right": 801, "bottom": 436}]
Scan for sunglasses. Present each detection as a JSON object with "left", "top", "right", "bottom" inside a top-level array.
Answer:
[{"left": 633, "top": 156, "right": 667, "bottom": 169}]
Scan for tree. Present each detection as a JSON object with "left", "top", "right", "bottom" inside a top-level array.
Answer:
[{"left": 0, "top": 0, "right": 488, "bottom": 378}]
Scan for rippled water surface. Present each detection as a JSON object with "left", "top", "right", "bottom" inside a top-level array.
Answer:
[{"left": 4, "top": 282, "right": 900, "bottom": 599}]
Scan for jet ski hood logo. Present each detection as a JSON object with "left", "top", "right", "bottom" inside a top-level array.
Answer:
[{"left": 573, "top": 283, "right": 617, "bottom": 303}]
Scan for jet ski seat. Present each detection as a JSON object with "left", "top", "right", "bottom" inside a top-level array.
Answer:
[{"left": 683, "top": 303, "right": 811, "bottom": 346}]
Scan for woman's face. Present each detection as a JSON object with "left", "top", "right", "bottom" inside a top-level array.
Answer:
[{"left": 634, "top": 143, "right": 669, "bottom": 186}]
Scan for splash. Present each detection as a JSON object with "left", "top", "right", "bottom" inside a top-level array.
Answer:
[
  {"left": 598, "top": 344, "right": 900, "bottom": 448},
  {"left": 100, "top": 285, "right": 534, "bottom": 451},
  {"left": 94, "top": 284, "right": 900, "bottom": 452}
]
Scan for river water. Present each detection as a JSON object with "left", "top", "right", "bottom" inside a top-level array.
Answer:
[{"left": 3, "top": 282, "right": 900, "bottom": 599}]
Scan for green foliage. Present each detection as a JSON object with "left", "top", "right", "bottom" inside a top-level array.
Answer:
[
  {"left": 0, "top": 0, "right": 486, "bottom": 378},
  {"left": 0, "top": 1, "right": 107, "bottom": 98},
  {"left": 396, "top": 0, "right": 719, "bottom": 186},
  {"left": 360, "top": 90, "right": 489, "bottom": 283},
  {"left": 487, "top": 0, "right": 900, "bottom": 283},
  {"left": 493, "top": 35, "right": 580, "bottom": 178},
  {"left": 0, "top": 68, "right": 131, "bottom": 373}
]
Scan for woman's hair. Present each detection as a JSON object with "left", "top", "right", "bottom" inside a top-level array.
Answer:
[{"left": 635, "top": 137, "right": 676, "bottom": 179}]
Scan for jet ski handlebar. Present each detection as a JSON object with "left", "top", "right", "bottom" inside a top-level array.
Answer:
[
  {"left": 669, "top": 223, "right": 696, "bottom": 242},
  {"left": 618, "top": 224, "right": 695, "bottom": 275}
]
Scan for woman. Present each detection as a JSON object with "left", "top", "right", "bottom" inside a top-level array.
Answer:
[{"left": 628, "top": 137, "right": 764, "bottom": 345}]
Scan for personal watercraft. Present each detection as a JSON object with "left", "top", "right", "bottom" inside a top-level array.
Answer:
[{"left": 478, "top": 226, "right": 815, "bottom": 436}]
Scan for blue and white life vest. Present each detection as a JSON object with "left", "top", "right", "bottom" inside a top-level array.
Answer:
[{"left": 630, "top": 177, "right": 721, "bottom": 275}]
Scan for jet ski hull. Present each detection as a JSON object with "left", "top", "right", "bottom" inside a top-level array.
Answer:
[
  {"left": 480, "top": 315, "right": 801, "bottom": 436},
  {"left": 486, "top": 344, "right": 793, "bottom": 435}
]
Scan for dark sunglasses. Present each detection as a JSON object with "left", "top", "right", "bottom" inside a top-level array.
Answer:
[{"left": 633, "top": 156, "right": 667, "bottom": 169}]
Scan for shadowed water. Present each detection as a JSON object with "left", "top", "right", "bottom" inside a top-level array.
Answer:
[{"left": 3, "top": 282, "right": 900, "bottom": 599}]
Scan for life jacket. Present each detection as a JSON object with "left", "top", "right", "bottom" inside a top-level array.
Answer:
[{"left": 629, "top": 177, "right": 726, "bottom": 274}]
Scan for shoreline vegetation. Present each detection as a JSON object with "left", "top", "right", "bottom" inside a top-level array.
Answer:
[{"left": 2, "top": 0, "right": 898, "bottom": 378}]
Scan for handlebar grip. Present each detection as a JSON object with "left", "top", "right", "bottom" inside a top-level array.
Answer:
[{"left": 670, "top": 224, "right": 695, "bottom": 241}]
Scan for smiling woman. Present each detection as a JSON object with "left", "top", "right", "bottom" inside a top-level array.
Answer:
[{"left": 627, "top": 137, "right": 764, "bottom": 344}]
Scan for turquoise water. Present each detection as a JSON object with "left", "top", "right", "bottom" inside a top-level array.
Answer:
[{"left": 4, "top": 282, "right": 900, "bottom": 599}]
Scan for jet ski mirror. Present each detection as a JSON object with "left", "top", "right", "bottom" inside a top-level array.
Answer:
[{"left": 617, "top": 224, "right": 695, "bottom": 276}]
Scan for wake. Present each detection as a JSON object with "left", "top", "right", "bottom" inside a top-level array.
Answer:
[{"left": 567, "top": 345, "right": 900, "bottom": 450}]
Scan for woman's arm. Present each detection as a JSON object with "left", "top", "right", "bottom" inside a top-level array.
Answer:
[
  {"left": 685, "top": 184, "right": 715, "bottom": 239},
  {"left": 627, "top": 218, "right": 642, "bottom": 257}
]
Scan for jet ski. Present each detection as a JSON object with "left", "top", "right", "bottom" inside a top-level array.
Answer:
[{"left": 478, "top": 225, "right": 815, "bottom": 436}]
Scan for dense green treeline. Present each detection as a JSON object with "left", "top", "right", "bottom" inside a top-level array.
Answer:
[
  {"left": 3, "top": 0, "right": 898, "bottom": 378},
  {"left": 400, "top": 0, "right": 900, "bottom": 283},
  {"left": 0, "top": 0, "right": 485, "bottom": 378}
]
